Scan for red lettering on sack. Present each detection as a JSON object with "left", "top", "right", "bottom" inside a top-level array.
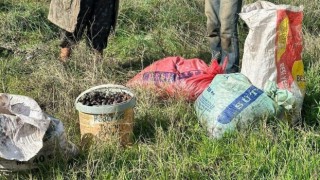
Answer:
[{"left": 278, "top": 63, "right": 289, "bottom": 89}]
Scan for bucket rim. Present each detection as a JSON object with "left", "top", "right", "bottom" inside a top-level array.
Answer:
[{"left": 75, "top": 84, "right": 136, "bottom": 114}]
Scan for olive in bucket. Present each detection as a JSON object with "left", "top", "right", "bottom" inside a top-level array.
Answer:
[{"left": 75, "top": 84, "right": 136, "bottom": 146}]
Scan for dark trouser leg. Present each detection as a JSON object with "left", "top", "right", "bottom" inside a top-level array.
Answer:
[
  {"left": 219, "top": 0, "right": 242, "bottom": 73},
  {"left": 59, "top": 0, "right": 94, "bottom": 48},
  {"left": 205, "top": 0, "right": 222, "bottom": 62},
  {"left": 86, "top": 0, "right": 115, "bottom": 52}
]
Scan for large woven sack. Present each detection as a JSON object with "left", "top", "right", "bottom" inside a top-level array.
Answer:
[
  {"left": 0, "top": 94, "right": 78, "bottom": 171},
  {"left": 195, "top": 73, "right": 294, "bottom": 139},
  {"left": 127, "top": 56, "right": 225, "bottom": 101},
  {"left": 239, "top": 1, "right": 305, "bottom": 124}
]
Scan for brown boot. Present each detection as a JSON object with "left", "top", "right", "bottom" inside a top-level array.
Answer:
[{"left": 59, "top": 47, "right": 71, "bottom": 63}]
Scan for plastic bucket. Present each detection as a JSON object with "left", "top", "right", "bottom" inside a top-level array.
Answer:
[{"left": 75, "top": 84, "right": 136, "bottom": 146}]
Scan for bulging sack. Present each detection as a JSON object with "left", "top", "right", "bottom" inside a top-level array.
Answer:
[
  {"left": 0, "top": 93, "right": 51, "bottom": 162},
  {"left": 239, "top": 1, "right": 305, "bottom": 123},
  {"left": 127, "top": 56, "right": 225, "bottom": 101},
  {"left": 0, "top": 94, "right": 78, "bottom": 171},
  {"left": 195, "top": 74, "right": 285, "bottom": 139}
]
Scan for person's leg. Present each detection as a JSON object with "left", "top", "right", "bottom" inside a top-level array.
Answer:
[
  {"left": 59, "top": 0, "right": 93, "bottom": 61},
  {"left": 86, "top": 0, "right": 116, "bottom": 56},
  {"left": 59, "top": 30, "right": 73, "bottom": 61},
  {"left": 219, "top": 0, "right": 242, "bottom": 73},
  {"left": 205, "top": 0, "right": 222, "bottom": 62}
]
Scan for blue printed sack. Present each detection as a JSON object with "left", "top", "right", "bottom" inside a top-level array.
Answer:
[{"left": 195, "top": 73, "right": 280, "bottom": 139}]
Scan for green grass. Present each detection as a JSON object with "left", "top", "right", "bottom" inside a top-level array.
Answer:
[{"left": 0, "top": 0, "right": 320, "bottom": 179}]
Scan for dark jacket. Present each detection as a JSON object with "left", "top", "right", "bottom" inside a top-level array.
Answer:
[{"left": 48, "top": 0, "right": 119, "bottom": 33}]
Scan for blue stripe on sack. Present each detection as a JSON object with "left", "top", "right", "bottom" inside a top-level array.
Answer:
[{"left": 217, "top": 86, "right": 264, "bottom": 124}]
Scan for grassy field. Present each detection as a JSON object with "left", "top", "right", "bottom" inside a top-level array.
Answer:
[{"left": 0, "top": 0, "right": 320, "bottom": 179}]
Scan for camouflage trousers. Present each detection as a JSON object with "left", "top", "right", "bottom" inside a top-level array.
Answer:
[{"left": 60, "top": 0, "right": 116, "bottom": 51}]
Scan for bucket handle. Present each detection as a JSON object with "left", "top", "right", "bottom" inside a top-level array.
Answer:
[{"left": 75, "top": 84, "right": 133, "bottom": 104}]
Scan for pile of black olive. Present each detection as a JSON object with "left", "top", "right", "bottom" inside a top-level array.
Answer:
[{"left": 78, "top": 91, "right": 132, "bottom": 106}]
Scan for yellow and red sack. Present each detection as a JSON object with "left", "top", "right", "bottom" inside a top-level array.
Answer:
[{"left": 240, "top": 1, "right": 304, "bottom": 123}]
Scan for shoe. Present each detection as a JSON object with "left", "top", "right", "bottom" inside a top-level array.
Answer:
[{"left": 59, "top": 47, "right": 71, "bottom": 63}]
